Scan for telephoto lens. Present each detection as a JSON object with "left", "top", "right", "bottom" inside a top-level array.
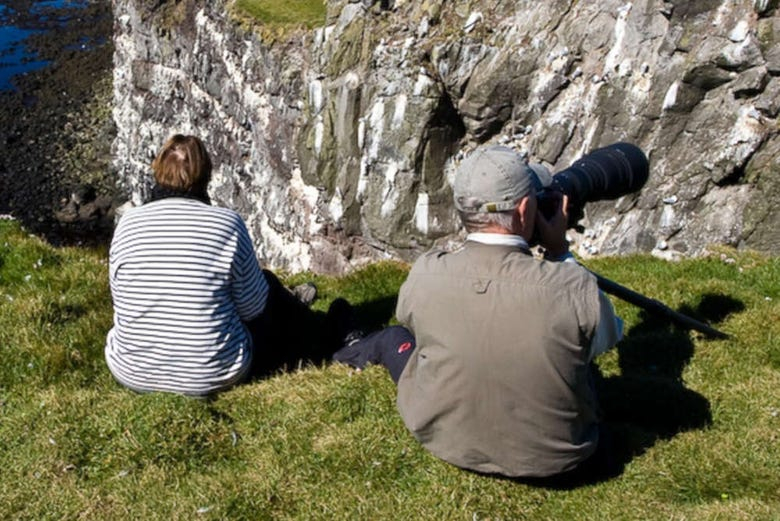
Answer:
[{"left": 542, "top": 142, "right": 649, "bottom": 228}]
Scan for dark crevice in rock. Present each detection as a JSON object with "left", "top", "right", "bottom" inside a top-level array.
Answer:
[
  {"left": 734, "top": 86, "right": 767, "bottom": 99},
  {"left": 415, "top": 88, "right": 466, "bottom": 177},
  {"left": 659, "top": 2, "right": 674, "bottom": 20},
  {"left": 716, "top": 164, "right": 747, "bottom": 187},
  {"left": 682, "top": 64, "right": 733, "bottom": 91}
]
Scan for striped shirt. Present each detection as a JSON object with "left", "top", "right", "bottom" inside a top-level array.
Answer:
[{"left": 105, "top": 198, "right": 269, "bottom": 396}]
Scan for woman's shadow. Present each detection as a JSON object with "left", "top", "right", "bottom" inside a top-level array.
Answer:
[{"left": 594, "top": 294, "right": 743, "bottom": 475}]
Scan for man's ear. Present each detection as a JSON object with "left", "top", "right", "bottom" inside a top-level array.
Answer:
[{"left": 514, "top": 196, "right": 536, "bottom": 239}]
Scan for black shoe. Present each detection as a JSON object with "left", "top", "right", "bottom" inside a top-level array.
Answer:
[{"left": 343, "top": 329, "right": 365, "bottom": 347}]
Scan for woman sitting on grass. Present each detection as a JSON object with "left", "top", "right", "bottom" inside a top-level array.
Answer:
[{"left": 105, "top": 134, "right": 326, "bottom": 396}]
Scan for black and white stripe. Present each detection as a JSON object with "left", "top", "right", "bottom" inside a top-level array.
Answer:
[{"left": 105, "top": 198, "right": 269, "bottom": 395}]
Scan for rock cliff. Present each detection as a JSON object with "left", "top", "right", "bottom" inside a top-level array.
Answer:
[{"left": 112, "top": 0, "right": 780, "bottom": 272}]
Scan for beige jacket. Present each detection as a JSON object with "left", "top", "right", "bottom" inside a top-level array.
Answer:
[{"left": 396, "top": 241, "right": 610, "bottom": 477}]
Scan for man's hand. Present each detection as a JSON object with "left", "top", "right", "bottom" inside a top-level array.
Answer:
[{"left": 535, "top": 193, "right": 570, "bottom": 258}]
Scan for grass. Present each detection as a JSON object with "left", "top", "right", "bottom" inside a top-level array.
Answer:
[
  {"left": 233, "top": 0, "right": 327, "bottom": 29},
  {"left": 1, "top": 217, "right": 779, "bottom": 519}
]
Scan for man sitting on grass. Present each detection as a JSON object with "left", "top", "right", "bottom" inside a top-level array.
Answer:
[{"left": 334, "top": 145, "right": 624, "bottom": 485}]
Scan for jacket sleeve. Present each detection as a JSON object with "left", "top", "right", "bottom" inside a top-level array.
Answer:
[
  {"left": 552, "top": 252, "right": 623, "bottom": 361},
  {"left": 231, "top": 220, "right": 269, "bottom": 321},
  {"left": 589, "top": 291, "right": 624, "bottom": 361}
]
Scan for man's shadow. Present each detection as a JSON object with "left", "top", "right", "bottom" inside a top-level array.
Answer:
[
  {"left": 594, "top": 294, "right": 744, "bottom": 475},
  {"left": 334, "top": 292, "right": 744, "bottom": 487},
  {"left": 349, "top": 292, "right": 744, "bottom": 487}
]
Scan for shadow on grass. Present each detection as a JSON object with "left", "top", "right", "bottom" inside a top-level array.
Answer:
[
  {"left": 352, "top": 295, "right": 398, "bottom": 332},
  {"left": 514, "top": 293, "right": 744, "bottom": 489},
  {"left": 249, "top": 275, "right": 400, "bottom": 380},
  {"left": 596, "top": 293, "right": 744, "bottom": 475}
]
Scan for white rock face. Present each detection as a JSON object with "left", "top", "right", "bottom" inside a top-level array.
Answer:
[
  {"left": 112, "top": 0, "right": 780, "bottom": 272},
  {"left": 112, "top": 1, "right": 331, "bottom": 272}
]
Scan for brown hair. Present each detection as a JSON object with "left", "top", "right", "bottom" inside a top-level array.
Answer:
[{"left": 151, "top": 135, "right": 212, "bottom": 193}]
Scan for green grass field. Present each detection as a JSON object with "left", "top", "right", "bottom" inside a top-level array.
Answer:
[
  {"left": 233, "top": 0, "right": 326, "bottom": 29},
  {"left": 1, "top": 218, "right": 779, "bottom": 519}
]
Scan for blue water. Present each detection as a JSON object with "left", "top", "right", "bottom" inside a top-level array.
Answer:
[
  {"left": 0, "top": 25, "right": 49, "bottom": 89},
  {"left": 0, "top": 1, "right": 88, "bottom": 91}
]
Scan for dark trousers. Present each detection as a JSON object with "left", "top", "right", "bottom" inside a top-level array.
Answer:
[
  {"left": 332, "top": 325, "right": 416, "bottom": 383},
  {"left": 244, "top": 270, "right": 327, "bottom": 378}
]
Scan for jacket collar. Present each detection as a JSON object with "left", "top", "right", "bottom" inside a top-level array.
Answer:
[
  {"left": 149, "top": 184, "right": 211, "bottom": 205},
  {"left": 466, "top": 233, "right": 532, "bottom": 255}
]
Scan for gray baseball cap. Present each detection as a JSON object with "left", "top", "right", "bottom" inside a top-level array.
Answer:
[{"left": 453, "top": 145, "right": 552, "bottom": 213}]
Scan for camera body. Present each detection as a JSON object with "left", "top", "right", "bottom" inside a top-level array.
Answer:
[{"left": 536, "top": 142, "right": 649, "bottom": 230}]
